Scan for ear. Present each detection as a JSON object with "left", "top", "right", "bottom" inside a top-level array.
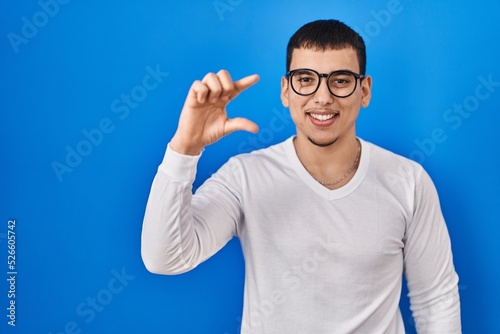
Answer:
[
  {"left": 360, "top": 75, "right": 372, "bottom": 108},
  {"left": 280, "top": 76, "right": 290, "bottom": 108}
]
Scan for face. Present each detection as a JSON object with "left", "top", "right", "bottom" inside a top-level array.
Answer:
[{"left": 281, "top": 47, "right": 372, "bottom": 147}]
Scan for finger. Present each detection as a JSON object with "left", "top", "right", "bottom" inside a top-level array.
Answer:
[
  {"left": 190, "top": 80, "right": 209, "bottom": 104},
  {"left": 224, "top": 117, "right": 259, "bottom": 135},
  {"left": 202, "top": 72, "right": 223, "bottom": 103},
  {"left": 217, "top": 69, "right": 234, "bottom": 101},
  {"left": 232, "top": 74, "right": 260, "bottom": 98}
]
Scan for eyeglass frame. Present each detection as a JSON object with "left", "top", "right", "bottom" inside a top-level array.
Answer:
[{"left": 285, "top": 68, "right": 366, "bottom": 98}]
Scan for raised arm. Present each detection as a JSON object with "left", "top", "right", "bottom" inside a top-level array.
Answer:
[{"left": 141, "top": 70, "right": 259, "bottom": 275}]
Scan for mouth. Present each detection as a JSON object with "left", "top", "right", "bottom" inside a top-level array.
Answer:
[{"left": 307, "top": 111, "right": 339, "bottom": 127}]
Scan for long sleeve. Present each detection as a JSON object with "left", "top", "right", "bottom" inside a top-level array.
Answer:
[
  {"left": 141, "top": 144, "right": 241, "bottom": 275},
  {"left": 403, "top": 167, "right": 461, "bottom": 333}
]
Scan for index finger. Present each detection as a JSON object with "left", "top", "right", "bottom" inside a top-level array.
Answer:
[{"left": 231, "top": 74, "right": 260, "bottom": 98}]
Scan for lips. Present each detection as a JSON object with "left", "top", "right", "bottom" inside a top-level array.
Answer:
[
  {"left": 309, "top": 113, "right": 336, "bottom": 121},
  {"left": 307, "top": 111, "right": 339, "bottom": 127}
]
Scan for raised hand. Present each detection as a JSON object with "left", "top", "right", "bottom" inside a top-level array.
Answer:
[{"left": 170, "top": 70, "right": 260, "bottom": 155}]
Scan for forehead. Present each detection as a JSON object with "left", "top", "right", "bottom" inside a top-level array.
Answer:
[{"left": 290, "top": 47, "right": 359, "bottom": 73}]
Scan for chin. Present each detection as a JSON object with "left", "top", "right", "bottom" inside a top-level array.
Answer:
[{"left": 307, "top": 136, "right": 338, "bottom": 147}]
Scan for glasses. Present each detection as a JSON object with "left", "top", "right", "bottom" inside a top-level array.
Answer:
[{"left": 286, "top": 68, "right": 365, "bottom": 98}]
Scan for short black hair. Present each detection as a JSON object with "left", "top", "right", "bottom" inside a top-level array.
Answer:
[{"left": 286, "top": 19, "right": 366, "bottom": 75}]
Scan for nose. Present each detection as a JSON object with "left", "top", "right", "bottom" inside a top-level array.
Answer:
[{"left": 313, "top": 76, "right": 334, "bottom": 105}]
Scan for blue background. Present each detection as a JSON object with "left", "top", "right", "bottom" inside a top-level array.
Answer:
[{"left": 1, "top": 0, "right": 499, "bottom": 333}]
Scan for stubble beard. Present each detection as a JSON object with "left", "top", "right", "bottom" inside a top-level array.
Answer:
[{"left": 307, "top": 136, "right": 338, "bottom": 147}]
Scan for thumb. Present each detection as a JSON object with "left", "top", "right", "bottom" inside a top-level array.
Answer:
[
  {"left": 232, "top": 74, "right": 260, "bottom": 97},
  {"left": 224, "top": 117, "right": 259, "bottom": 135}
]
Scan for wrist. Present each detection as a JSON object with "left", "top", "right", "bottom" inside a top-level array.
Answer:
[{"left": 169, "top": 135, "right": 203, "bottom": 156}]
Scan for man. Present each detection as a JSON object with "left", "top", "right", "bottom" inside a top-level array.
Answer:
[{"left": 141, "top": 19, "right": 461, "bottom": 333}]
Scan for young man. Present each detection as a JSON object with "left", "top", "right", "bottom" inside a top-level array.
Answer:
[{"left": 141, "top": 20, "right": 461, "bottom": 333}]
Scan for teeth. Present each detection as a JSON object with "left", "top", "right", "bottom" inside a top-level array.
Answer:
[{"left": 310, "top": 113, "right": 336, "bottom": 121}]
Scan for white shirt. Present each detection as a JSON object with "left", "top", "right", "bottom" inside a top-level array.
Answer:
[{"left": 141, "top": 136, "right": 461, "bottom": 333}]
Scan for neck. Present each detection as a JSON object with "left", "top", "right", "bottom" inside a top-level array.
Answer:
[{"left": 293, "top": 134, "right": 361, "bottom": 189}]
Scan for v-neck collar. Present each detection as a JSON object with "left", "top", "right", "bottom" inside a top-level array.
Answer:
[{"left": 284, "top": 136, "right": 370, "bottom": 200}]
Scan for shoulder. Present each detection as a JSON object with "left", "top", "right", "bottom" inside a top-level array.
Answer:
[
  {"left": 360, "top": 139, "right": 442, "bottom": 218},
  {"left": 363, "top": 139, "right": 425, "bottom": 179},
  {"left": 360, "top": 139, "right": 437, "bottom": 199},
  {"left": 230, "top": 137, "right": 292, "bottom": 166},
  {"left": 214, "top": 137, "right": 294, "bottom": 185}
]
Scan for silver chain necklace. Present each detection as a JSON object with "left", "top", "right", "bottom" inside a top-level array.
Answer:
[{"left": 305, "top": 140, "right": 361, "bottom": 187}]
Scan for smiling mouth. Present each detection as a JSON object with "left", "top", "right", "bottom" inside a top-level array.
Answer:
[
  {"left": 309, "top": 113, "right": 337, "bottom": 121},
  {"left": 306, "top": 111, "right": 339, "bottom": 126}
]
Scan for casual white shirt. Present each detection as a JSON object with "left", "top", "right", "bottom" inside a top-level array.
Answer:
[{"left": 141, "top": 136, "right": 461, "bottom": 333}]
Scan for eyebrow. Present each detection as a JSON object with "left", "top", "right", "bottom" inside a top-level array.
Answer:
[
  {"left": 330, "top": 69, "right": 356, "bottom": 74},
  {"left": 292, "top": 68, "right": 357, "bottom": 74},
  {"left": 294, "top": 69, "right": 315, "bottom": 75},
  {"left": 324, "top": 69, "right": 357, "bottom": 74}
]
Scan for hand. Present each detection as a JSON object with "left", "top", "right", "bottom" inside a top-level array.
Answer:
[{"left": 170, "top": 70, "right": 260, "bottom": 155}]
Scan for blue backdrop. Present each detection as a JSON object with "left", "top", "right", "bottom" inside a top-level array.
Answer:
[{"left": 1, "top": 1, "right": 499, "bottom": 333}]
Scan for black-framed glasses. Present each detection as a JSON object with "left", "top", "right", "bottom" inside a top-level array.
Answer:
[{"left": 286, "top": 68, "right": 365, "bottom": 98}]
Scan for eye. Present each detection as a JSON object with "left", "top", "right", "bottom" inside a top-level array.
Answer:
[
  {"left": 329, "top": 73, "right": 353, "bottom": 87},
  {"left": 294, "top": 71, "right": 317, "bottom": 85},
  {"left": 333, "top": 78, "right": 349, "bottom": 84}
]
